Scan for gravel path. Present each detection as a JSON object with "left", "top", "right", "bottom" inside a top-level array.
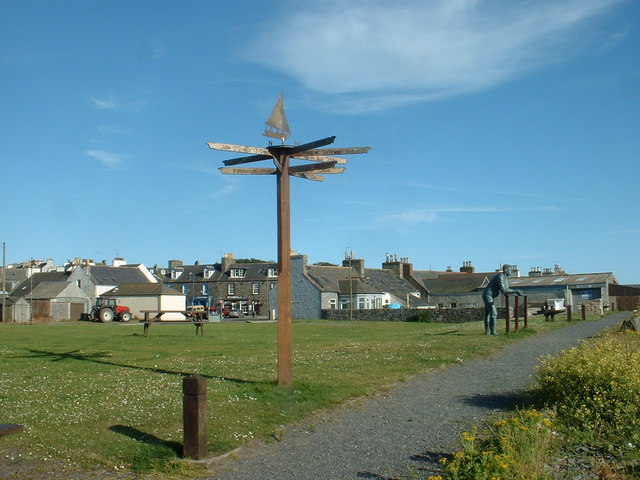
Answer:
[{"left": 208, "top": 312, "right": 629, "bottom": 480}]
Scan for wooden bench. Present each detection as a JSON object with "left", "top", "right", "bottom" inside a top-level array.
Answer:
[
  {"left": 140, "top": 310, "right": 205, "bottom": 337},
  {"left": 0, "top": 424, "right": 24, "bottom": 437}
]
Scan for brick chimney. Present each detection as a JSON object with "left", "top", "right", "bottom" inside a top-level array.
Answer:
[
  {"left": 168, "top": 259, "right": 183, "bottom": 270},
  {"left": 343, "top": 258, "right": 365, "bottom": 277},
  {"left": 529, "top": 267, "right": 542, "bottom": 277},
  {"left": 221, "top": 253, "right": 234, "bottom": 272},
  {"left": 382, "top": 253, "right": 410, "bottom": 278},
  {"left": 459, "top": 260, "right": 475, "bottom": 274}
]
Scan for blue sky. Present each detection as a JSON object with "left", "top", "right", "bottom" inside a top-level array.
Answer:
[{"left": 1, "top": 0, "right": 638, "bottom": 283}]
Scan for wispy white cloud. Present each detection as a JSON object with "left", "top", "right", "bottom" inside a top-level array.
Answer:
[
  {"left": 248, "top": 0, "right": 627, "bottom": 112},
  {"left": 407, "top": 182, "right": 584, "bottom": 201},
  {"left": 85, "top": 150, "right": 127, "bottom": 170},
  {"left": 368, "top": 205, "right": 561, "bottom": 229},
  {"left": 89, "top": 93, "right": 147, "bottom": 111},
  {"left": 609, "top": 228, "right": 640, "bottom": 234},
  {"left": 182, "top": 163, "right": 236, "bottom": 198}
]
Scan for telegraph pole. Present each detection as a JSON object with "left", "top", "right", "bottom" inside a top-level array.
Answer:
[{"left": 2, "top": 242, "right": 6, "bottom": 323}]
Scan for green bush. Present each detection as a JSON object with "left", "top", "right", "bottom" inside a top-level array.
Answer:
[
  {"left": 436, "top": 409, "right": 558, "bottom": 480},
  {"left": 535, "top": 329, "right": 640, "bottom": 446}
]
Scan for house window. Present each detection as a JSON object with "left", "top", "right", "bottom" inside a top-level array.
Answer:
[
  {"left": 358, "top": 298, "right": 365, "bottom": 309},
  {"left": 252, "top": 283, "right": 260, "bottom": 295},
  {"left": 267, "top": 267, "right": 278, "bottom": 277},
  {"left": 341, "top": 298, "right": 349, "bottom": 309},
  {"left": 76, "top": 280, "right": 81, "bottom": 288},
  {"left": 227, "top": 283, "right": 235, "bottom": 295},
  {"left": 330, "top": 299, "right": 337, "bottom": 309},
  {"left": 270, "top": 282, "right": 277, "bottom": 290},
  {"left": 230, "top": 268, "right": 246, "bottom": 278},
  {"left": 202, "top": 284, "right": 209, "bottom": 295},
  {"left": 182, "top": 285, "right": 188, "bottom": 294}
]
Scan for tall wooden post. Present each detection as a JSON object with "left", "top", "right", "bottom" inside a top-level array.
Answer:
[
  {"left": 523, "top": 296, "right": 528, "bottom": 329},
  {"left": 514, "top": 295, "right": 519, "bottom": 332},
  {"left": 566, "top": 304, "right": 572, "bottom": 322},
  {"left": 276, "top": 154, "right": 293, "bottom": 387},
  {"left": 210, "top": 100, "right": 369, "bottom": 388},
  {"left": 504, "top": 294, "right": 510, "bottom": 335}
]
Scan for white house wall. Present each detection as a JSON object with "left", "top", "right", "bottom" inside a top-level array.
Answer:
[
  {"left": 159, "top": 295, "right": 186, "bottom": 320},
  {"left": 115, "top": 296, "right": 160, "bottom": 319}
]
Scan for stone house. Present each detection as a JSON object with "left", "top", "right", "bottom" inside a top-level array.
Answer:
[
  {"left": 154, "top": 254, "right": 278, "bottom": 316},
  {"left": 269, "top": 254, "right": 430, "bottom": 320}
]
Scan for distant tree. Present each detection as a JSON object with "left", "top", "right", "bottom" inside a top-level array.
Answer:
[
  {"left": 313, "top": 261, "right": 338, "bottom": 266},
  {"left": 236, "top": 258, "right": 275, "bottom": 264}
]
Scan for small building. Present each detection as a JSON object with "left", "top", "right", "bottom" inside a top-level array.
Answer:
[
  {"left": 67, "top": 263, "right": 157, "bottom": 306},
  {"left": 102, "top": 283, "right": 186, "bottom": 320},
  {"left": 23, "top": 281, "right": 90, "bottom": 321}
]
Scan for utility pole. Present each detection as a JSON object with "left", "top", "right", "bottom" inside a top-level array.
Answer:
[{"left": 2, "top": 242, "right": 6, "bottom": 323}]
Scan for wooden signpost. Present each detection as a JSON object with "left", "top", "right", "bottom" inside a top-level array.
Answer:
[{"left": 207, "top": 94, "right": 370, "bottom": 386}]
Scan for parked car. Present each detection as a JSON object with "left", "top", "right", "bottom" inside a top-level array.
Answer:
[
  {"left": 186, "top": 305, "right": 208, "bottom": 320},
  {"left": 223, "top": 309, "right": 243, "bottom": 318}
]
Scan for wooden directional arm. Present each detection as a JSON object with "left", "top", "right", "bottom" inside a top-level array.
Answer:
[
  {"left": 222, "top": 154, "right": 272, "bottom": 166},
  {"left": 219, "top": 167, "right": 276, "bottom": 175},
  {"left": 207, "top": 142, "right": 270, "bottom": 155},
  {"left": 268, "top": 136, "right": 336, "bottom": 156},
  {"left": 289, "top": 161, "right": 337, "bottom": 174},
  {"left": 293, "top": 155, "right": 348, "bottom": 165},
  {"left": 301, "top": 146, "right": 370, "bottom": 155}
]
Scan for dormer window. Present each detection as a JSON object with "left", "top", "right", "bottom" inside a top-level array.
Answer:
[
  {"left": 230, "top": 268, "right": 246, "bottom": 278},
  {"left": 203, "top": 267, "right": 213, "bottom": 279},
  {"left": 171, "top": 269, "right": 183, "bottom": 279},
  {"left": 267, "top": 267, "right": 278, "bottom": 278}
]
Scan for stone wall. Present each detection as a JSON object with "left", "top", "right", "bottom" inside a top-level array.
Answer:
[
  {"left": 321, "top": 307, "right": 508, "bottom": 323},
  {"left": 580, "top": 299, "right": 604, "bottom": 316}
]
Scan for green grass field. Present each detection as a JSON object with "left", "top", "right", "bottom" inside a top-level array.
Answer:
[{"left": 0, "top": 314, "right": 585, "bottom": 474}]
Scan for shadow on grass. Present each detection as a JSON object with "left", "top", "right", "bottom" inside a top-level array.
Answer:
[
  {"left": 20, "top": 349, "right": 270, "bottom": 386},
  {"left": 461, "top": 390, "right": 536, "bottom": 411},
  {"left": 109, "top": 425, "right": 182, "bottom": 456}
]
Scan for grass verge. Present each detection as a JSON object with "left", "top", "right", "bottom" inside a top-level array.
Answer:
[{"left": 0, "top": 313, "right": 590, "bottom": 477}]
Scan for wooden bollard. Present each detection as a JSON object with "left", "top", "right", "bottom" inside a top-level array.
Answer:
[
  {"left": 581, "top": 304, "right": 586, "bottom": 321},
  {"left": 514, "top": 295, "right": 519, "bottom": 332},
  {"left": 567, "top": 304, "right": 572, "bottom": 322},
  {"left": 183, "top": 376, "right": 208, "bottom": 459},
  {"left": 523, "top": 296, "right": 528, "bottom": 329}
]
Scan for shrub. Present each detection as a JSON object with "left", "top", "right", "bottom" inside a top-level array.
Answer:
[
  {"left": 439, "top": 409, "right": 558, "bottom": 480},
  {"left": 534, "top": 330, "right": 640, "bottom": 447}
]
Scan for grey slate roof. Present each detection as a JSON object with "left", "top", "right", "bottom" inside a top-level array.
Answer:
[
  {"left": 509, "top": 273, "right": 616, "bottom": 287},
  {"left": 103, "top": 283, "right": 182, "bottom": 296},
  {"left": 307, "top": 265, "right": 429, "bottom": 307},
  {"left": 306, "top": 265, "right": 351, "bottom": 292},
  {"left": 29, "top": 281, "right": 77, "bottom": 300},
  {"left": 89, "top": 266, "right": 150, "bottom": 285},
  {"left": 156, "top": 262, "right": 278, "bottom": 284},
  {"left": 421, "top": 273, "right": 490, "bottom": 294},
  {"left": 9, "top": 271, "right": 70, "bottom": 299}
]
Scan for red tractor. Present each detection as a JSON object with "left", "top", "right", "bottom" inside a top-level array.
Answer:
[{"left": 90, "top": 297, "right": 132, "bottom": 322}]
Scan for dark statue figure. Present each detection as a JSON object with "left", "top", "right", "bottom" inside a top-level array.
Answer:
[{"left": 482, "top": 264, "right": 522, "bottom": 335}]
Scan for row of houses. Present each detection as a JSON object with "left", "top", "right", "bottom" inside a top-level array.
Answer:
[{"left": 1, "top": 253, "right": 639, "bottom": 322}]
